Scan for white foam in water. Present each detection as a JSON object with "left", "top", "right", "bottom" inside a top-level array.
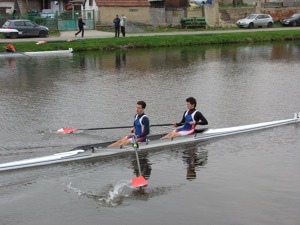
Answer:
[
  {"left": 66, "top": 180, "right": 134, "bottom": 207},
  {"left": 67, "top": 181, "right": 85, "bottom": 196},
  {"left": 100, "top": 179, "right": 133, "bottom": 207},
  {"left": 108, "top": 179, "right": 132, "bottom": 199}
]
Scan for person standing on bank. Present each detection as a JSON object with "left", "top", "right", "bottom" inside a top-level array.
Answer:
[
  {"left": 120, "top": 14, "right": 127, "bottom": 37},
  {"left": 75, "top": 15, "right": 85, "bottom": 37},
  {"left": 108, "top": 101, "right": 150, "bottom": 147},
  {"left": 113, "top": 15, "right": 120, "bottom": 37},
  {"left": 161, "top": 97, "right": 208, "bottom": 139}
]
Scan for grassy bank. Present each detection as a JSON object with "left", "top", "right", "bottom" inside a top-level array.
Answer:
[{"left": 2, "top": 29, "right": 300, "bottom": 52}]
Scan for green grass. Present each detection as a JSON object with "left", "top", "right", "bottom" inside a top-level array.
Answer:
[{"left": 1, "top": 29, "right": 300, "bottom": 52}]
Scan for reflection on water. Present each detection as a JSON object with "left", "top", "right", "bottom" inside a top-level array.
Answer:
[
  {"left": 115, "top": 51, "right": 127, "bottom": 71},
  {"left": 0, "top": 42, "right": 300, "bottom": 223},
  {"left": 182, "top": 144, "right": 208, "bottom": 181},
  {"left": 131, "top": 151, "right": 152, "bottom": 180}
]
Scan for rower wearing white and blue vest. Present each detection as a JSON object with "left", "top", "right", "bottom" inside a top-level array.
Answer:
[
  {"left": 108, "top": 101, "right": 150, "bottom": 147},
  {"left": 161, "top": 97, "right": 208, "bottom": 139}
]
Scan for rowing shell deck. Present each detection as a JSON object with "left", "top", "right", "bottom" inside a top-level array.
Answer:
[
  {"left": 0, "top": 48, "right": 73, "bottom": 58},
  {"left": 0, "top": 113, "right": 299, "bottom": 172}
]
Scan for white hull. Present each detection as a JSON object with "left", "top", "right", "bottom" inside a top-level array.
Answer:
[
  {"left": 0, "top": 48, "right": 73, "bottom": 58},
  {"left": 0, "top": 113, "right": 299, "bottom": 172}
]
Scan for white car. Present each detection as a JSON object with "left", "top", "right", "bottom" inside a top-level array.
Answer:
[
  {"left": 236, "top": 14, "right": 273, "bottom": 28},
  {"left": 40, "top": 9, "right": 55, "bottom": 19}
]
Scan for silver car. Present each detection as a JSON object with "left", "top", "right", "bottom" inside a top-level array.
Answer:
[
  {"left": 2, "top": 19, "right": 49, "bottom": 38},
  {"left": 236, "top": 14, "right": 273, "bottom": 28}
]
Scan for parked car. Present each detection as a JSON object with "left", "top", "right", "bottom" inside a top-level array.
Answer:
[
  {"left": 236, "top": 14, "right": 273, "bottom": 28},
  {"left": 280, "top": 13, "right": 300, "bottom": 27},
  {"left": 40, "top": 9, "right": 55, "bottom": 19},
  {"left": 2, "top": 19, "right": 49, "bottom": 38}
]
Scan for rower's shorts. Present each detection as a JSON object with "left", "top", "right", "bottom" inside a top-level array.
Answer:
[
  {"left": 175, "top": 127, "right": 195, "bottom": 136},
  {"left": 127, "top": 135, "right": 146, "bottom": 143}
]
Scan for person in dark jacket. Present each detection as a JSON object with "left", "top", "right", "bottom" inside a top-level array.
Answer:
[
  {"left": 113, "top": 15, "right": 120, "bottom": 37},
  {"left": 75, "top": 15, "right": 85, "bottom": 37}
]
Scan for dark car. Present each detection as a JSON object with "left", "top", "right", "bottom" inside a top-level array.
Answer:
[
  {"left": 280, "top": 13, "right": 300, "bottom": 27},
  {"left": 2, "top": 19, "right": 49, "bottom": 39}
]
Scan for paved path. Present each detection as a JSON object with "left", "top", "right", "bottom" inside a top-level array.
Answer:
[{"left": 0, "top": 27, "right": 299, "bottom": 43}]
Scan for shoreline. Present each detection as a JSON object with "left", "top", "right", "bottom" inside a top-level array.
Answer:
[{"left": 1, "top": 28, "right": 300, "bottom": 52}]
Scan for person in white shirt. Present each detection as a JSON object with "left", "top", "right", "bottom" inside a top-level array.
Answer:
[{"left": 120, "top": 14, "right": 127, "bottom": 37}]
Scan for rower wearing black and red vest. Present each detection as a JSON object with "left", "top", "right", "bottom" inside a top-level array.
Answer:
[
  {"left": 161, "top": 97, "right": 208, "bottom": 139},
  {"left": 108, "top": 100, "right": 150, "bottom": 147}
]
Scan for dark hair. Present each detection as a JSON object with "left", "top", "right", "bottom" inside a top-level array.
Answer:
[
  {"left": 186, "top": 97, "right": 197, "bottom": 107},
  {"left": 137, "top": 101, "right": 146, "bottom": 109}
]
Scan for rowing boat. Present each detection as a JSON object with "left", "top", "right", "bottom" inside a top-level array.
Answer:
[
  {"left": 0, "top": 113, "right": 299, "bottom": 172},
  {"left": 0, "top": 48, "right": 73, "bottom": 58}
]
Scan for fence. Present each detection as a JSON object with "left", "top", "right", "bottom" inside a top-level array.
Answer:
[{"left": 0, "top": 10, "right": 95, "bottom": 31}]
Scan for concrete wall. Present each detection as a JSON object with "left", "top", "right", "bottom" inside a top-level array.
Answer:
[
  {"left": 222, "top": 7, "right": 256, "bottom": 21},
  {"left": 150, "top": 8, "right": 166, "bottom": 24},
  {"left": 221, "top": 5, "right": 300, "bottom": 21},
  {"left": 205, "top": 1, "right": 220, "bottom": 26},
  {"left": 99, "top": 6, "right": 150, "bottom": 25},
  {"left": 166, "top": 8, "right": 186, "bottom": 23},
  {"left": 260, "top": 7, "right": 300, "bottom": 21},
  {"left": 187, "top": 7, "right": 204, "bottom": 17},
  {"left": 187, "top": 1, "right": 220, "bottom": 26}
]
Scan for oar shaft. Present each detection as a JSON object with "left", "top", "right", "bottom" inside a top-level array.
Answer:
[
  {"left": 82, "top": 123, "right": 173, "bottom": 131},
  {"left": 85, "top": 125, "right": 132, "bottom": 131},
  {"left": 134, "top": 146, "right": 142, "bottom": 176}
]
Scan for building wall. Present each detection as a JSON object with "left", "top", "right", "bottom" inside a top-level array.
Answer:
[
  {"left": 83, "top": 0, "right": 99, "bottom": 21},
  {"left": 187, "top": 7, "right": 204, "bottom": 17},
  {"left": 150, "top": 8, "right": 166, "bottom": 24},
  {"left": 99, "top": 6, "right": 150, "bottom": 24},
  {"left": 0, "top": 2, "right": 14, "bottom": 13},
  {"left": 165, "top": 0, "right": 189, "bottom": 8},
  {"left": 166, "top": 8, "right": 185, "bottom": 23}
]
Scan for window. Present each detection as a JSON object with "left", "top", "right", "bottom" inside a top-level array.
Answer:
[
  {"left": 25, "top": 21, "right": 35, "bottom": 27},
  {"left": 129, "top": 8, "right": 138, "bottom": 12},
  {"left": 14, "top": 21, "right": 25, "bottom": 26},
  {"left": 89, "top": 0, "right": 93, "bottom": 6}
]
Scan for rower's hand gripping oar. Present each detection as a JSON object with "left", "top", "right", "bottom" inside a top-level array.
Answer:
[
  {"left": 131, "top": 136, "right": 148, "bottom": 188},
  {"left": 57, "top": 123, "right": 174, "bottom": 134}
]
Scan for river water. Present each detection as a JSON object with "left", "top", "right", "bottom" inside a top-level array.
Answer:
[{"left": 0, "top": 42, "right": 300, "bottom": 225}]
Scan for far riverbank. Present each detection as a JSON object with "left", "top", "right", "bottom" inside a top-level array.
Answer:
[{"left": 1, "top": 28, "right": 300, "bottom": 52}]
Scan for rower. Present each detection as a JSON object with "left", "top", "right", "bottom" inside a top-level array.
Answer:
[
  {"left": 161, "top": 97, "right": 208, "bottom": 139},
  {"left": 108, "top": 101, "right": 150, "bottom": 147},
  {"left": 4, "top": 42, "right": 16, "bottom": 52}
]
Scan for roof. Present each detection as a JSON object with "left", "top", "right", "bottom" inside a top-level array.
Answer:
[{"left": 95, "top": 0, "right": 150, "bottom": 7}]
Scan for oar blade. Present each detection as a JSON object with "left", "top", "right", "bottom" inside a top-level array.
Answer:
[
  {"left": 57, "top": 127, "right": 78, "bottom": 134},
  {"left": 132, "top": 176, "right": 148, "bottom": 188}
]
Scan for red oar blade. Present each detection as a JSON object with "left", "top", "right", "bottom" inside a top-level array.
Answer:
[
  {"left": 57, "top": 127, "right": 78, "bottom": 134},
  {"left": 132, "top": 176, "right": 148, "bottom": 188}
]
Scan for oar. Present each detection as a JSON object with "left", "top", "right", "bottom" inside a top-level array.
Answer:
[
  {"left": 57, "top": 123, "right": 174, "bottom": 134},
  {"left": 15, "top": 52, "right": 32, "bottom": 58},
  {"left": 131, "top": 137, "right": 148, "bottom": 188}
]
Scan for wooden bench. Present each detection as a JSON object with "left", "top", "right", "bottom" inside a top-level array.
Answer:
[{"left": 180, "top": 17, "right": 206, "bottom": 28}]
